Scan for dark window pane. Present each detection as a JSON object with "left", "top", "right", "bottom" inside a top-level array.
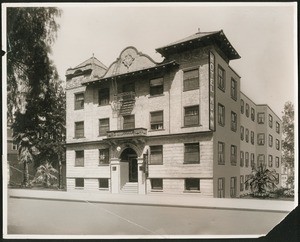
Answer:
[
  {"left": 150, "top": 111, "right": 163, "bottom": 130},
  {"left": 75, "top": 178, "right": 84, "bottom": 188},
  {"left": 184, "top": 106, "right": 199, "bottom": 126},
  {"left": 184, "top": 143, "right": 199, "bottom": 164},
  {"left": 99, "top": 88, "right": 110, "bottom": 105},
  {"left": 99, "top": 149, "right": 109, "bottom": 165},
  {"left": 123, "top": 115, "right": 135, "bottom": 129},
  {"left": 99, "top": 118, "right": 109, "bottom": 136},
  {"left": 185, "top": 178, "right": 200, "bottom": 191},
  {"left": 151, "top": 178, "right": 163, "bottom": 190},
  {"left": 150, "top": 146, "right": 163, "bottom": 164},
  {"left": 75, "top": 93, "right": 84, "bottom": 110},
  {"left": 75, "top": 121, "right": 84, "bottom": 138},
  {"left": 99, "top": 178, "right": 109, "bottom": 188}
]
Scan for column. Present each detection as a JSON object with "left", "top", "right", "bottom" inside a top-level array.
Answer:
[
  {"left": 110, "top": 158, "right": 121, "bottom": 194},
  {"left": 137, "top": 157, "right": 146, "bottom": 194}
]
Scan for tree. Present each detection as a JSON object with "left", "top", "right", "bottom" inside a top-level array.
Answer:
[
  {"left": 7, "top": 7, "right": 64, "bottom": 187},
  {"left": 282, "top": 101, "right": 294, "bottom": 165},
  {"left": 33, "top": 162, "right": 58, "bottom": 188},
  {"left": 246, "top": 163, "right": 278, "bottom": 197}
]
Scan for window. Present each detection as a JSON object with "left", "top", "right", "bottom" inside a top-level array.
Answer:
[
  {"left": 240, "top": 126, "right": 244, "bottom": 140},
  {"left": 122, "top": 82, "right": 135, "bottom": 93},
  {"left": 184, "top": 143, "right": 200, "bottom": 164},
  {"left": 12, "top": 142, "right": 18, "bottom": 151},
  {"left": 75, "top": 178, "right": 84, "bottom": 188},
  {"left": 241, "top": 99, "right": 244, "bottom": 114},
  {"left": 245, "top": 129, "right": 249, "bottom": 143},
  {"left": 151, "top": 178, "right": 163, "bottom": 190},
  {"left": 150, "top": 111, "right": 163, "bottom": 130},
  {"left": 123, "top": 115, "right": 135, "bottom": 129},
  {"left": 75, "top": 121, "right": 84, "bottom": 138},
  {"left": 183, "top": 69, "right": 199, "bottom": 91},
  {"left": 275, "top": 157, "right": 280, "bottom": 168},
  {"left": 218, "top": 178, "right": 225, "bottom": 198},
  {"left": 184, "top": 105, "right": 199, "bottom": 126},
  {"left": 269, "top": 114, "right": 273, "bottom": 128},
  {"left": 257, "top": 112, "right": 265, "bottom": 124},
  {"left": 251, "top": 131, "right": 255, "bottom": 145},
  {"left": 251, "top": 108, "right": 255, "bottom": 121},
  {"left": 268, "top": 155, "right": 273, "bottom": 167},
  {"left": 245, "top": 175, "right": 249, "bottom": 190},
  {"left": 245, "top": 152, "right": 249, "bottom": 167},
  {"left": 230, "top": 177, "right": 237, "bottom": 197},
  {"left": 257, "top": 133, "right": 265, "bottom": 145},
  {"left": 75, "top": 150, "right": 84, "bottom": 167},
  {"left": 231, "top": 78, "right": 237, "bottom": 100},
  {"left": 240, "top": 151, "right": 244, "bottom": 167},
  {"left": 245, "top": 103, "right": 249, "bottom": 117},
  {"left": 75, "top": 93, "right": 84, "bottom": 110},
  {"left": 98, "top": 88, "right": 110, "bottom": 106},
  {"left": 231, "top": 111, "right": 237, "bottom": 132},
  {"left": 275, "top": 173, "right": 280, "bottom": 184},
  {"left": 99, "top": 149, "right": 109, "bottom": 165},
  {"left": 257, "top": 154, "right": 265, "bottom": 166},
  {"left": 185, "top": 178, "right": 200, "bottom": 191},
  {"left": 230, "top": 145, "right": 237, "bottom": 166},
  {"left": 99, "top": 118, "right": 109, "bottom": 136},
  {"left": 218, "top": 142, "right": 225, "bottom": 165},
  {"left": 276, "top": 139, "right": 280, "bottom": 150},
  {"left": 240, "top": 175, "right": 244, "bottom": 192},
  {"left": 276, "top": 122, "right": 280, "bottom": 134},
  {"left": 150, "top": 146, "right": 163, "bottom": 165},
  {"left": 98, "top": 178, "right": 109, "bottom": 189},
  {"left": 251, "top": 153, "right": 255, "bottom": 167},
  {"left": 218, "top": 65, "right": 225, "bottom": 91},
  {"left": 150, "top": 77, "right": 163, "bottom": 96},
  {"left": 218, "top": 103, "right": 225, "bottom": 126},
  {"left": 269, "top": 135, "right": 273, "bottom": 147}
]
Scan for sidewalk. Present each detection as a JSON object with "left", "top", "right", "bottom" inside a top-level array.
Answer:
[{"left": 8, "top": 189, "right": 295, "bottom": 213}]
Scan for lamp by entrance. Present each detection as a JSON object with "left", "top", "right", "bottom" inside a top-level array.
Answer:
[{"left": 120, "top": 148, "right": 138, "bottom": 182}]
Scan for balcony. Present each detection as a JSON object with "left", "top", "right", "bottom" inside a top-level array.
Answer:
[
  {"left": 106, "top": 128, "right": 147, "bottom": 139},
  {"left": 116, "top": 91, "right": 135, "bottom": 101}
]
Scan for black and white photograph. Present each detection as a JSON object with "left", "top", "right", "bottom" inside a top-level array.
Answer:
[{"left": 2, "top": 2, "right": 298, "bottom": 239}]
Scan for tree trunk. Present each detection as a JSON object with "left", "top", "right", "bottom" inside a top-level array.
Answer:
[
  {"left": 58, "top": 157, "right": 63, "bottom": 189},
  {"left": 23, "top": 161, "right": 29, "bottom": 187}
]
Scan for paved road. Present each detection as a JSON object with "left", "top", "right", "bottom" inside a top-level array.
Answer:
[{"left": 7, "top": 197, "right": 288, "bottom": 236}]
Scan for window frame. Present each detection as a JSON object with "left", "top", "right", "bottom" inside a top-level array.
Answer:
[
  {"left": 269, "top": 114, "right": 273, "bottom": 128},
  {"left": 231, "top": 111, "right": 237, "bottom": 132},
  {"left": 245, "top": 128, "right": 249, "bottom": 143},
  {"left": 251, "top": 107, "right": 255, "bottom": 121},
  {"left": 276, "top": 139, "right": 280, "bottom": 150},
  {"left": 98, "top": 178, "right": 109, "bottom": 189},
  {"left": 245, "top": 152, "right": 249, "bottom": 167},
  {"left": 257, "top": 133, "right": 265, "bottom": 145},
  {"left": 231, "top": 78, "right": 237, "bottom": 100},
  {"left": 218, "top": 178, "right": 225, "bottom": 198},
  {"left": 251, "top": 131, "right": 255, "bottom": 145},
  {"left": 99, "top": 118, "right": 110, "bottom": 136},
  {"left": 276, "top": 122, "right": 280, "bottom": 134},
  {"left": 230, "top": 177, "right": 237, "bottom": 198},
  {"left": 251, "top": 153, "right": 255, "bottom": 167},
  {"left": 184, "top": 105, "right": 199, "bottom": 127},
  {"left": 241, "top": 99, "right": 244, "bottom": 114},
  {"left": 184, "top": 143, "right": 200, "bottom": 164},
  {"left": 149, "top": 77, "right": 164, "bottom": 96},
  {"left": 240, "top": 151, "right": 244, "bottom": 167},
  {"left": 218, "top": 142, "right": 225, "bottom": 165},
  {"left": 98, "top": 88, "right": 110, "bottom": 106},
  {"left": 230, "top": 145, "right": 237, "bottom": 166},
  {"left": 151, "top": 178, "right": 163, "bottom": 191},
  {"left": 74, "top": 92, "right": 84, "bottom": 110},
  {"left": 257, "top": 112, "right": 265, "bottom": 124},
  {"left": 75, "top": 150, "right": 84, "bottom": 167},
  {"left": 183, "top": 68, "right": 199, "bottom": 92},
  {"left": 218, "top": 103, "right": 225, "bottom": 127},
  {"left": 257, "top": 154, "right": 265, "bottom": 167},
  {"left": 269, "top": 134, "right": 273, "bottom": 147},
  {"left": 123, "top": 114, "right": 135, "bottom": 129},
  {"left": 268, "top": 155, "right": 273, "bottom": 167},
  {"left": 217, "top": 65, "right": 226, "bottom": 92},
  {"left": 99, "top": 148, "right": 110, "bottom": 165},
  {"left": 245, "top": 103, "right": 249, "bottom": 117},
  {"left": 240, "top": 175, "right": 244, "bottom": 192},
  {"left": 150, "top": 145, "right": 163, "bottom": 165},
  {"left": 240, "top": 126, "right": 244, "bottom": 141},
  {"left": 74, "top": 121, "right": 84, "bottom": 138},
  {"left": 275, "top": 156, "right": 280, "bottom": 168},
  {"left": 75, "top": 178, "right": 84, "bottom": 188},
  {"left": 150, "top": 110, "right": 164, "bottom": 130},
  {"left": 185, "top": 178, "right": 200, "bottom": 192}
]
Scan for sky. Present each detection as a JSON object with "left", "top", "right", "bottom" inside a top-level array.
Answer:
[{"left": 49, "top": 3, "right": 296, "bottom": 118}]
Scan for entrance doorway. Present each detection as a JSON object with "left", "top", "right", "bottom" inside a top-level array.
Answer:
[{"left": 120, "top": 148, "right": 138, "bottom": 182}]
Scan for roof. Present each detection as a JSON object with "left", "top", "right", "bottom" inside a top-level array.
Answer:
[
  {"left": 74, "top": 56, "right": 107, "bottom": 70},
  {"left": 156, "top": 30, "right": 240, "bottom": 60}
]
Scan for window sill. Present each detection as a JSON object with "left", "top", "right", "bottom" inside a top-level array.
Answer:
[
  {"left": 74, "top": 108, "right": 84, "bottom": 111},
  {"left": 74, "top": 166, "right": 84, "bottom": 167},
  {"left": 148, "top": 94, "right": 165, "bottom": 98},
  {"left": 75, "top": 187, "right": 84, "bottom": 190},
  {"left": 73, "top": 136, "right": 86, "bottom": 139},
  {"left": 99, "top": 188, "right": 109, "bottom": 191},
  {"left": 183, "top": 162, "right": 200, "bottom": 165},
  {"left": 98, "top": 164, "right": 109, "bottom": 166},
  {"left": 148, "top": 129, "right": 165, "bottom": 132},
  {"left": 181, "top": 124, "right": 202, "bottom": 128},
  {"left": 151, "top": 189, "right": 163, "bottom": 192},
  {"left": 183, "top": 88, "right": 199, "bottom": 92},
  {"left": 183, "top": 190, "right": 200, "bottom": 193},
  {"left": 148, "top": 164, "right": 163, "bottom": 166}
]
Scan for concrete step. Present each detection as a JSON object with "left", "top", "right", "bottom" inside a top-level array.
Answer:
[{"left": 121, "top": 182, "right": 138, "bottom": 194}]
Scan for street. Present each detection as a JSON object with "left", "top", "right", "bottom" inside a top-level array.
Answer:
[{"left": 7, "top": 196, "right": 288, "bottom": 236}]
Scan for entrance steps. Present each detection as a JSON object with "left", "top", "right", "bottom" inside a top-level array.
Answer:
[{"left": 121, "top": 182, "right": 138, "bottom": 194}]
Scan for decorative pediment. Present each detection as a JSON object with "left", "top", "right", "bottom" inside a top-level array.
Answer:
[{"left": 103, "top": 46, "right": 159, "bottom": 78}]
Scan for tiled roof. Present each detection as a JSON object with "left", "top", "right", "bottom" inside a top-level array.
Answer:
[{"left": 156, "top": 30, "right": 240, "bottom": 60}]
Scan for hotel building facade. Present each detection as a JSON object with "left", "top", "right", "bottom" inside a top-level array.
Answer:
[{"left": 65, "top": 30, "right": 282, "bottom": 198}]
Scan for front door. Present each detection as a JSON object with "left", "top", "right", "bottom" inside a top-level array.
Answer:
[{"left": 128, "top": 156, "right": 138, "bottom": 182}]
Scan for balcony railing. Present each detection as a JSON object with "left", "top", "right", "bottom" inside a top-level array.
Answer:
[
  {"left": 116, "top": 91, "right": 135, "bottom": 101},
  {"left": 106, "top": 128, "right": 147, "bottom": 138}
]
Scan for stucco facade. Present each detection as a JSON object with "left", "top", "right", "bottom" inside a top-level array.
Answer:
[{"left": 65, "top": 30, "right": 282, "bottom": 198}]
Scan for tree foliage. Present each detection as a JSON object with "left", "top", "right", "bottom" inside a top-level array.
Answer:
[
  {"left": 282, "top": 101, "right": 294, "bottom": 166},
  {"left": 246, "top": 163, "right": 278, "bottom": 197},
  {"left": 7, "top": 7, "right": 65, "bottom": 187},
  {"left": 33, "top": 161, "right": 58, "bottom": 188}
]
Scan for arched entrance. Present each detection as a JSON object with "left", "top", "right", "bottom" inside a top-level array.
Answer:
[{"left": 120, "top": 148, "right": 138, "bottom": 182}]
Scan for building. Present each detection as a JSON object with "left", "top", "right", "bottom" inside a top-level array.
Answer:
[{"left": 65, "top": 30, "right": 282, "bottom": 198}]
